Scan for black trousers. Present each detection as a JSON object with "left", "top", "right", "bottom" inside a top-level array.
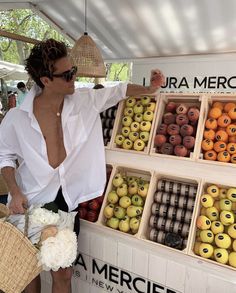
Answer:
[{"left": 54, "top": 187, "right": 80, "bottom": 236}]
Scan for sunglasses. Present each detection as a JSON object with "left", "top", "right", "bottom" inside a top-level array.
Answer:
[{"left": 52, "top": 66, "right": 77, "bottom": 82}]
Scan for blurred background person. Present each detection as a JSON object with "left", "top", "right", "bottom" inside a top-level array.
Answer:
[{"left": 16, "top": 81, "right": 28, "bottom": 107}]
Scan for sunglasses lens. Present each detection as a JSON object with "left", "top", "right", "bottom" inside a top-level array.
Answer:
[{"left": 64, "top": 67, "right": 77, "bottom": 82}]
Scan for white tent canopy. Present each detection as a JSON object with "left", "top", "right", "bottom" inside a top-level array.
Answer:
[
  {"left": 0, "top": 60, "right": 28, "bottom": 80},
  {"left": 1, "top": 0, "right": 236, "bottom": 60}
]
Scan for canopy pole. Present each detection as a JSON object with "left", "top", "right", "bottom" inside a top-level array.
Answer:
[{"left": 0, "top": 29, "right": 40, "bottom": 45}]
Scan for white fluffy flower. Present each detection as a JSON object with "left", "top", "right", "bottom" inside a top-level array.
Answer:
[
  {"left": 38, "top": 229, "right": 77, "bottom": 271},
  {"left": 29, "top": 207, "right": 60, "bottom": 226}
]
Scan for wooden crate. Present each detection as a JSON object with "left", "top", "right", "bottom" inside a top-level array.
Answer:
[
  {"left": 196, "top": 94, "right": 236, "bottom": 167},
  {"left": 149, "top": 93, "right": 207, "bottom": 161},
  {"left": 110, "top": 94, "right": 159, "bottom": 155},
  {"left": 139, "top": 172, "right": 201, "bottom": 254},
  {"left": 97, "top": 164, "right": 154, "bottom": 238},
  {"left": 188, "top": 180, "right": 236, "bottom": 271}
]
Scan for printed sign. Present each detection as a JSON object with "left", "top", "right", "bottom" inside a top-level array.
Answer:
[{"left": 73, "top": 252, "right": 181, "bottom": 293}]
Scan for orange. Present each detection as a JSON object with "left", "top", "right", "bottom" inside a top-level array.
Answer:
[
  {"left": 230, "top": 153, "right": 236, "bottom": 164},
  {"left": 208, "top": 107, "right": 222, "bottom": 119},
  {"left": 224, "top": 102, "right": 236, "bottom": 113},
  {"left": 203, "top": 129, "right": 215, "bottom": 140},
  {"left": 226, "top": 143, "right": 236, "bottom": 154},
  {"left": 201, "top": 139, "right": 214, "bottom": 151},
  {"left": 226, "top": 124, "right": 236, "bottom": 136},
  {"left": 212, "top": 101, "right": 224, "bottom": 110},
  {"left": 217, "top": 151, "right": 231, "bottom": 162},
  {"left": 215, "top": 130, "right": 228, "bottom": 142},
  {"left": 204, "top": 150, "right": 217, "bottom": 161},
  {"left": 217, "top": 114, "right": 231, "bottom": 128},
  {"left": 229, "top": 136, "right": 236, "bottom": 143},
  {"left": 205, "top": 118, "right": 218, "bottom": 130},
  {"left": 228, "top": 107, "right": 236, "bottom": 120},
  {"left": 213, "top": 141, "right": 226, "bottom": 153}
]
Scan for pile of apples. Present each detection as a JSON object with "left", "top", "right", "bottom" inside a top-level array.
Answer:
[
  {"left": 154, "top": 101, "right": 200, "bottom": 157},
  {"left": 103, "top": 172, "right": 150, "bottom": 234},
  {"left": 194, "top": 184, "right": 236, "bottom": 268},
  {"left": 115, "top": 96, "right": 156, "bottom": 151},
  {"left": 201, "top": 101, "right": 236, "bottom": 163},
  {"left": 77, "top": 166, "right": 112, "bottom": 222}
]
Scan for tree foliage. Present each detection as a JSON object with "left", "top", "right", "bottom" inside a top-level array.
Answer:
[{"left": 0, "top": 9, "right": 131, "bottom": 81}]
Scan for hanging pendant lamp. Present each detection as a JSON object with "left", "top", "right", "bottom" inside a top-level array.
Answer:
[{"left": 70, "top": 0, "right": 106, "bottom": 77}]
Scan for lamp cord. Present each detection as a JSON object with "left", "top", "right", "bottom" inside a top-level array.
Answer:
[{"left": 84, "top": 0, "right": 87, "bottom": 33}]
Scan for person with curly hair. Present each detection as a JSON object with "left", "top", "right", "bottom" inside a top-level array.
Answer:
[{"left": 0, "top": 38, "right": 165, "bottom": 293}]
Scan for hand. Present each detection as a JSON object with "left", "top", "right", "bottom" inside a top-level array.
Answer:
[
  {"left": 9, "top": 190, "right": 28, "bottom": 214},
  {"left": 150, "top": 69, "right": 165, "bottom": 89}
]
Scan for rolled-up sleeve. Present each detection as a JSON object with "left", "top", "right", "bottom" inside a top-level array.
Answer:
[
  {"left": 92, "top": 82, "right": 128, "bottom": 113},
  {"left": 0, "top": 113, "right": 17, "bottom": 170}
]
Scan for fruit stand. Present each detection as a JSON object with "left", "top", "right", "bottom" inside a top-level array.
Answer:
[{"left": 37, "top": 53, "right": 236, "bottom": 293}]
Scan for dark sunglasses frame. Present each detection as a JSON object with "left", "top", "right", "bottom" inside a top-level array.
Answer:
[{"left": 52, "top": 66, "right": 77, "bottom": 82}]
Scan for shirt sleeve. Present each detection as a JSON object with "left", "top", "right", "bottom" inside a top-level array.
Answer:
[
  {"left": 0, "top": 112, "right": 17, "bottom": 170},
  {"left": 91, "top": 82, "right": 128, "bottom": 113}
]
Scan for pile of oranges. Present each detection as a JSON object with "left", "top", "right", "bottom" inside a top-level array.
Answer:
[{"left": 201, "top": 101, "right": 236, "bottom": 163}]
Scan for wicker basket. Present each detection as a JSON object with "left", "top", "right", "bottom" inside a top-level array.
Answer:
[{"left": 0, "top": 204, "right": 42, "bottom": 293}]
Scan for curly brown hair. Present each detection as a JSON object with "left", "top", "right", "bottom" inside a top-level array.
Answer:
[{"left": 25, "top": 39, "right": 68, "bottom": 88}]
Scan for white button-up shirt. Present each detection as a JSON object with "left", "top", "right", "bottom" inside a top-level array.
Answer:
[{"left": 0, "top": 83, "right": 127, "bottom": 211}]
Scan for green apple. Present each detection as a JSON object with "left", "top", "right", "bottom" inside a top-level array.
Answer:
[
  {"left": 119, "top": 195, "right": 131, "bottom": 208},
  {"left": 130, "top": 121, "right": 140, "bottom": 132},
  {"left": 128, "top": 131, "right": 139, "bottom": 142},
  {"left": 140, "top": 121, "right": 152, "bottom": 132},
  {"left": 139, "top": 131, "right": 150, "bottom": 143},
  {"left": 141, "top": 96, "right": 151, "bottom": 106},
  {"left": 219, "top": 188, "right": 227, "bottom": 199},
  {"left": 205, "top": 206, "right": 219, "bottom": 221},
  {"left": 134, "top": 113, "right": 143, "bottom": 123},
  {"left": 121, "top": 126, "right": 131, "bottom": 138},
  {"left": 119, "top": 217, "right": 130, "bottom": 233},
  {"left": 103, "top": 204, "right": 115, "bottom": 219},
  {"left": 133, "top": 104, "right": 144, "bottom": 114},
  {"left": 199, "top": 230, "right": 214, "bottom": 243},
  {"left": 207, "top": 185, "right": 219, "bottom": 198},
  {"left": 122, "top": 116, "right": 133, "bottom": 127},
  {"left": 126, "top": 205, "right": 143, "bottom": 217},
  {"left": 199, "top": 243, "right": 214, "bottom": 258},
  {"left": 107, "top": 217, "right": 119, "bottom": 229},
  {"left": 229, "top": 251, "right": 236, "bottom": 267},
  {"left": 122, "top": 139, "right": 133, "bottom": 150},
  {"left": 123, "top": 107, "right": 134, "bottom": 117},
  {"left": 126, "top": 97, "right": 136, "bottom": 107},
  {"left": 219, "top": 199, "right": 232, "bottom": 211},
  {"left": 127, "top": 176, "right": 137, "bottom": 184},
  {"left": 114, "top": 206, "right": 126, "bottom": 219},
  {"left": 227, "top": 188, "right": 236, "bottom": 202},
  {"left": 115, "top": 134, "right": 125, "bottom": 146},
  {"left": 215, "top": 233, "right": 232, "bottom": 249},
  {"left": 128, "top": 181, "right": 138, "bottom": 195},
  {"left": 133, "top": 139, "right": 145, "bottom": 151},
  {"left": 227, "top": 223, "right": 236, "bottom": 239},
  {"left": 214, "top": 248, "right": 229, "bottom": 264},
  {"left": 131, "top": 194, "right": 144, "bottom": 206},
  {"left": 138, "top": 185, "right": 148, "bottom": 197},
  {"left": 117, "top": 183, "right": 128, "bottom": 197},
  {"left": 220, "top": 210, "right": 234, "bottom": 226},
  {"left": 112, "top": 173, "right": 124, "bottom": 187},
  {"left": 130, "top": 216, "right": 141, "bottom": 234},
  {"left": 146, "top": 102, "right": 156, "bottom": 112},
  {"left": 143, "top": 110, "right": 154, "bottom": 122},
  {"left": 107, "top": 190, "right": 119, "bottom": 204},
  {"left": 211, "top": 221, "right": 224, "bottom": 234}
]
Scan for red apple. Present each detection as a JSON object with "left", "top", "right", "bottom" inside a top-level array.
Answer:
[
  {"left": 78, "top": 207, "right": 87, "bottom": 219},
  {"left": 88, "top": 199, "right": 100, "bottom": 211},
  {"left": 79, "top": 201, "right": 89, "bottom": 208},
  {"left": 86, "top": 210, "right": 98, "bottom": 222},
  {"left": 96, "top": 195, "right": 105, "bottom": 205}
]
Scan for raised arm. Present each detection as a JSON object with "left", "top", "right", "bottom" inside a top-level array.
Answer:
[{"left": 126, "top": 69, "right": 165, "bottom": 96}]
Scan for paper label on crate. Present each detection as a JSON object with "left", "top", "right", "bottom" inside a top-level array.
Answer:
[{"left": 73, "top": 251, "right": 181, "bottom": 293}]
